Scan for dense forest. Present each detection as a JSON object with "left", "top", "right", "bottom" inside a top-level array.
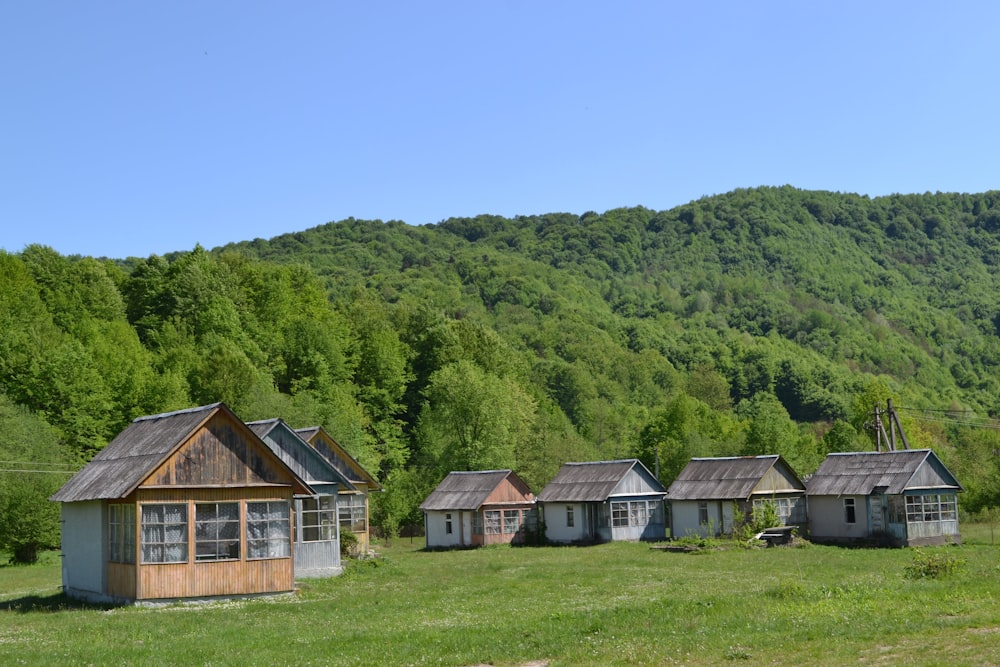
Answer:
[{"left": 4, "top": 186, "right": 1000, "bottom": 558}]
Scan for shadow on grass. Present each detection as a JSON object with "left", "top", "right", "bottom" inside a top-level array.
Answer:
[{"left": 0, "top": 591, "right": 116, "bottom": 613}]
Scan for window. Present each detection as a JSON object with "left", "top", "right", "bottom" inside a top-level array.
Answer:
[
  {"left": 445, "top": 513, "right": 453, "bottom": 535},
  {"left": 698, "top": 502, "right": 709, "bottom": 526},
  {"left": 109, "top": 504, "right": 135, "bottom": 564},
  {"left": 247, "top": 501, "right": 290, "bottom": 560},
  {"left": 906, "top": 494, "right": 957, "bottom": 523},
  {"left": 484, "top": 510, "right": 501, "bottom": 535},
  {"left": 753, "top": 497, "right": 806, "bottom": 525},
  {"left": 473, "top": 512, "right": 483, "bottom": 535},
  {"left": 338, "top": 494, "right": 367, "bottom": 533},
  {"left": 141, "top": 504, "right": 188, "bottom": 564},
  {"left": 195, "top": 502, "right": 240, "bottom": 561},
  {"left": 503, "top": 509, "right": 521, "bottom": 534},
  {"left": 844, "top": 498, "right": 856, "bottom": 524},
  {"left": 301, "top": 496, "right": 336, "bottom": 542},
  {"left": 566, "top": 505, "right": 575, "bottom": 528},
  {"left": 611, "top": 501, "right": 629, "bottom": 527}
]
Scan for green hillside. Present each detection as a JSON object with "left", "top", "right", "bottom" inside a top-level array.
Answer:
[{"left": 4, "top": 186, "right": 1000, "bottom": 551}]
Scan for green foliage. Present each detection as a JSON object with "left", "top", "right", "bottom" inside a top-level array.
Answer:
[
  {"left": 0, "top": 396, "right": 71, "bottom": 562},
  {"left": 8, "top": 187, "right": 1000, "bottom": 529},
  {"left": 903, "top": 548, "right": 966, "bottom": 579}
]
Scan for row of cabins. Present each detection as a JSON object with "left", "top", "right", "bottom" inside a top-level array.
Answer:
[
  {"left": 421, "top": 451, "right": 963, "bottom": 549},
  {"left": 51, "top": 403, "right": 381, "bottom": 604}
]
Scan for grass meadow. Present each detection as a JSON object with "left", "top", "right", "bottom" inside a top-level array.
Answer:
[{"left": 2, "top": 527, "right": 999, "bottom": 666}]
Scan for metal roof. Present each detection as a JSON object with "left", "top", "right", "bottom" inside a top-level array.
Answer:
[
  {"left": 51, "top": 403, "right": 222, "bottom": 503},
  {"left": 419, "top": 470, "right": 528, "bottom": 511},
  {"left": 536, "top": 459, "right": 664, "bottom": 503},
  {"left": 246, "top": 419, "right": 356, "bottom": 491},
  {"left": 666, "top": 455, "right": 803, "bottom": 501},
  {"left": 805, "top": 449, "right": 963, "bottom": 496}
]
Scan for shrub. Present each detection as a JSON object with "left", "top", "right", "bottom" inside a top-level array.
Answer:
[{"left": 903, "top": 548, "right": 966, "bottom": 579}]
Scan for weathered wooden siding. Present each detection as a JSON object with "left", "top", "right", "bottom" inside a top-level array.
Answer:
[
  {"left": 131, "top": 486, "right": 294, "bottom": 600},
  {"left": 610, "top": 467, "right": 662, "bottom": 497},
  {"left": 483, "top": 477, "right": 534, "bottom": 506},
  {"left": 145, "top": 417, "right": 295, "bottom": 488},
  {"left": 107, "top": 562, "right": 137, "bottom": 600},
  {"left": 755, "top": 466, "right": 804, "bottom": 494}
]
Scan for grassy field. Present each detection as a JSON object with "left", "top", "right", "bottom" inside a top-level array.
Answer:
[{"left": 2, "top": 529, "right": 999, "bottom": 666}]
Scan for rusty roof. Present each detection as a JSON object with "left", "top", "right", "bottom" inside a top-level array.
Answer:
[
  {"left": 419, "top": 470, "right": 529, "bottom": 511},
  {"left": 805, "top": 449, "right": 962, "bottom": 496},
  {"left": 666, "top": 455, "right": 804, "bottom": 501},
  {"left": 51, "top": 403, "right": 222, "bottom": 503},
  {"left": 536, "top": 459, "right": 664, "bottom": 503}
]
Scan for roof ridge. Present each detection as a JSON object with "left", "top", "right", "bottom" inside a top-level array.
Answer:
[{"left": 132, "top": 403, "right": 221, "bottom": 423}]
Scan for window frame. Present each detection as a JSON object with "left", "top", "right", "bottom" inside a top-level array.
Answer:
[
  {"left": 565, "top": 505, "right": 575, "bottom": 528},
  {"left": 484, "top": 509, "right": 502, "bottom": 535},
  {"left": 301, "top": 495, "right": 336, "bottom": 543},
  {"left": 697, "top": 501, "right": 709, "bottom": 526},
  {"left": 108, "top": 503, "right": 136, "bottom": 564},
  {"left": 445, "top": 513, "right": 453, "bottom": 535},
  {"left": 246, "top": 500, "right": 291, "bottom": 561},
  {"left": 140, "top": 503, "right": 188, "bottom": 564},
  {"left": 503, "top": 509, "right": 521, "bottom": 534},
  {"left": 195, "top": 501, "right": 241, "bottom": 562},
  {"left": 844, "top": 497, "right": 856, "bottom": 524}
]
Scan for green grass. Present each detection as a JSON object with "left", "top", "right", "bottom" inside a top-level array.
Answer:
[{"left": 3, "top": 530, "right": 1000, "bottom": 666}]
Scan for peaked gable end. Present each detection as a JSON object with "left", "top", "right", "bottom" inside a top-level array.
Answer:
[
  {"left": 145, "top": 412, "right": 297, "bottom": 488},
  {"left": 910, "top": 453, "right": 963, "bottom": 491},
  {"left": 484, "top": 472, "right": 535, "bottom": 505},
  {"left": 751, "top": 460, "right": 805, "bottom": 496},
  {"left": 610, "top": 462, "right": 666, "bottom": 497}
]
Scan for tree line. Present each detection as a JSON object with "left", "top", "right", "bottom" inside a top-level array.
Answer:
[{"left": 3, "top": 186, "right": 1000, "bottom": 561}]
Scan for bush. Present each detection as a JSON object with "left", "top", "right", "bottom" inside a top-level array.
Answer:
[
  {"left": 903, "top": 548, "right": 966, "bottom": 579},
  {"left": 340, "top": 530, "right": 359, "bottom": 558}
]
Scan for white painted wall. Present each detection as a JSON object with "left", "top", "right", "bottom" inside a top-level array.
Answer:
[
  {"left": 424, "top": 510, "right": 466, "bottom": 547},
  {"left": 808, "top": 495, "right": 868, "bottom": 541},
  {"left": 670, "top": 500, "right": 728, "bottom": 538},
  {"left": 60, "top": 501, "right": 108, "bottom": 602},
  {"left": 542, "top": 502, "right": 587, "bottom": 544}
]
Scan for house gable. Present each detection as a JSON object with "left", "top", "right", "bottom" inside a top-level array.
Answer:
[
  {"left": 482, "top": 472, "right": 534, "bottom": 506},
  {"left": 750, "top": 461, "right": 806, "bottom": 496},
  {"left": 297, "top": 427, "right": 382, "bottom": 491},
  {"left": 909, "top": 454, "right": 962, "bottom": 491},
  {"left": 610, "top": 463, "right": 667, "bottom": 498},
  {"left": 144, "top": 411, "right": 305, "bottom": 491},
  {"left": 248, "top": 420, "right": 354, "bottom": 491}
]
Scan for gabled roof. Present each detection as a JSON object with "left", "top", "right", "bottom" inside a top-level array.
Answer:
[
  {"left": 419, "top": 470, "right": 533, "bottom": 511},
  {"left": 805, "top": 449, "right": 963, "bottom": 496},
  {"left": 536, "top": 459, "right": 665, "bottom": 503},
  {"left": 667, "top": 455, "right": 805, "bottom": 501},
  {"left": 52, "top": 403, "right": 311, "bottom": 503},
  {"left": 247, "top": 419, "right": 356, "bottom": 491},
  {"left": 295, "top": 426, "right": 382, "bottom": 491}
]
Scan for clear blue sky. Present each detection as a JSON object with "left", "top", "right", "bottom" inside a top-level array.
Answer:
[{"left": 3, "top": 2, "right": 998, "bottom": 259}]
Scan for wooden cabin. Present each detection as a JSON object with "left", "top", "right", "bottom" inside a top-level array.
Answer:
[
  {"left": 806, "top": 449, "right": 963, "bottom": 547},
  {"left": 50, "top": 403, "right": 312, "bottom": 604},
  {"left": 420, "top": 470, "right": 536, "bottom": 548},
  {"left": 666, "top": 455, "right": 807, "bottom": 538},
  {"left": 536, "top": 459, "right": 667, "bottom": 544},
  {"left": 247, "top": 419, "right": 357, "bottom": 577},
  {"left": 295, "top": 426, "right": 381, "bottom": 554}
]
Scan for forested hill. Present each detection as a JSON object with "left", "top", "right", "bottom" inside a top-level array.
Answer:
[{"left": 4, "top": 186, "right": 1000, "bottom": 541}]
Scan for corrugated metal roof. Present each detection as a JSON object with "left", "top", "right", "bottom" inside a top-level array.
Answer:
[
  {"left": 419, "top": 470, "right": 519, "bottom": 511},
  {"left": 50, "top": 403, "right": 221, "bottom": 503},
  {"left": 667, "top": 455, "right": 797, "bottom": 501},
  {"left": 805, "top": 449, "right": 961, "bottom": 496},
  {"left": 536, "top": 459, "right": 661, "bottom": 503}
]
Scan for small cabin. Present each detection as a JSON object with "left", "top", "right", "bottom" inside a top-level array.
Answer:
[
  {"left": 50, "top": 403, "right": 312, "bottom": 604},
  {"left": 295, "top": 426, "right": 382, "bottom": 554},
  {"left": 247, "top": 419, "right": 357, "bottom": 577},
  {"left": 536, "top": 459, "right": 667, "bottom": 544},
  {"left": 667, "top": 455, "right": 807, "bottom": 538},
  {"left": 420, "top": 470, "right": 536, "bottom": 548},
  {"left": 806, "top": 449, "right": 963, "bottom": 547}
]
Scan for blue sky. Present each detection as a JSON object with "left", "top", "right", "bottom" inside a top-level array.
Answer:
[{"left": 3, "top": 2, "right": 999, "bottom": 259}]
